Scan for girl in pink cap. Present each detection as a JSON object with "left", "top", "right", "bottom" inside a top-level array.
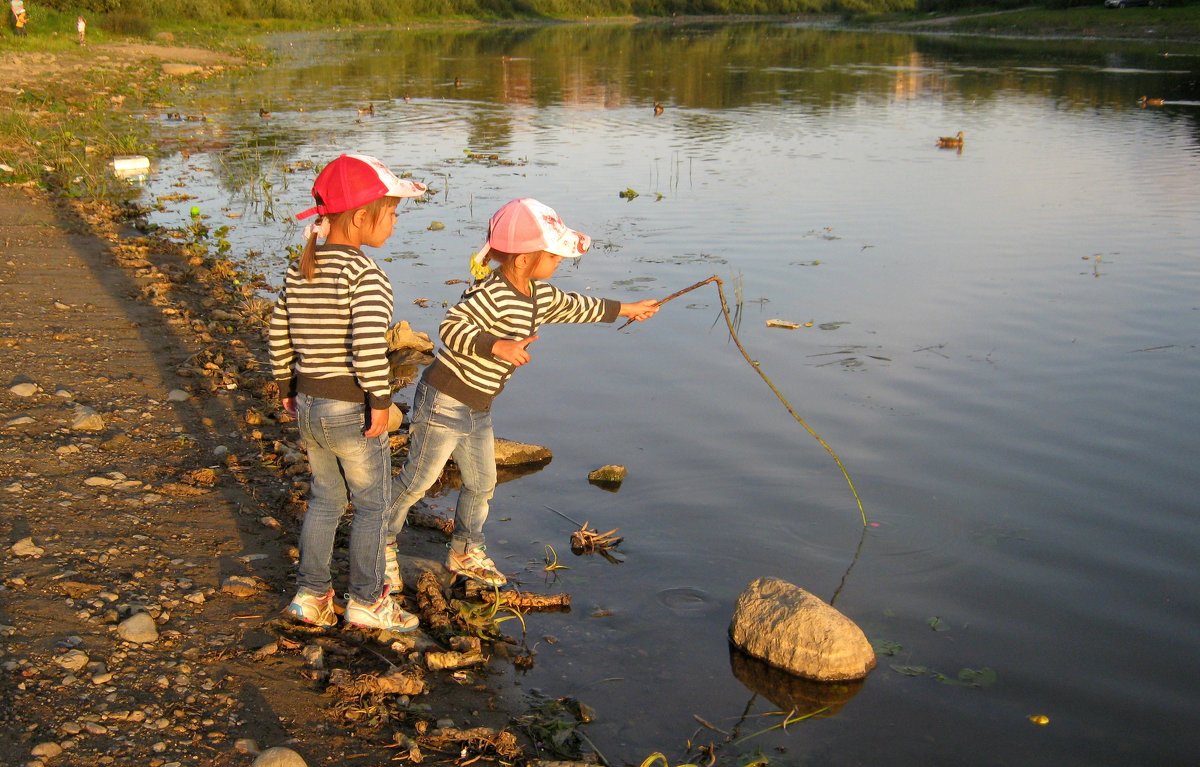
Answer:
[
  {"left": 269, "top": 154, "right": 426, "bottom": 631},
  {"left": 384, "top": 198, "right": 659, "bottom": 587}
]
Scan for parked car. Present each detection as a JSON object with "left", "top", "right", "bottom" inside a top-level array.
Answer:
[{"left": 1105, "top": 0, "right": 1153, "bottom": 7}]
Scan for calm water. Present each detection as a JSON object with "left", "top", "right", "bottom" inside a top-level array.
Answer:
[{"left": 142, "top": 23, "right": 1200, "bottom": 765}]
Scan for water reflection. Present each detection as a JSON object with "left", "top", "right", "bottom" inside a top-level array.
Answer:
[
  {"left": 729, "top": 647, "right": 864, "bottom": 719},
  {"left": 165, "top": 24, "right": 1200, "bottom": 226},
  {"left": 145, "top": 23, "right": 1200, "bottom": 766}
]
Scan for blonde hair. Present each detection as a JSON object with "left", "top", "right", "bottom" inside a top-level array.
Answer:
[{"left": 299, "top": 196, "right": 398, "bottom": 281}]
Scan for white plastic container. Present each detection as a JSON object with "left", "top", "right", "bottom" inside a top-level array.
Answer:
[{"left": 111, "top": 155, "right": 150, "bottom": 178}]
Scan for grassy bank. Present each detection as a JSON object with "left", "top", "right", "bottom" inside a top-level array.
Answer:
[
  {"left": 865, "top": 4, "right": 1200, "bottom": 42},
  {"left": 0, "top": 30, "right": 258, "bottom": 195}
]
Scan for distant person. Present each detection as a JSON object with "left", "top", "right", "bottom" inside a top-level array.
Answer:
[
  {"left": 76, "top": 15, "right": 85, "bottom": 46},
  {"left": 383, "top": 198, "right": 660, "bottom": 587},
  {"left": 270, "top": 154, "right": 427, "bottom": 631},
  {"left": 11, "top": 0, "right": 26, "bottom": 36}
]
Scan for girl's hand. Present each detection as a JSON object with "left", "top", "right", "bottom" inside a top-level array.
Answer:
[
  {"left": 282, "top": 396, "right": 297, "bottom": 416},
  {"left": 493, "top": 335, "right": 539, "bottom": 366},
  {"left": 619, "top": 300, "right": 660, "bottom": 323},
  {"left": 363, "top": 406, "right": 390, "bottom": 439}
]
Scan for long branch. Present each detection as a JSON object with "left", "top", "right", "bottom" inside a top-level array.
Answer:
[
  {"left": 625, "top": 274, "right": 867, "bottom": 527},
  {"left": 616, "top": 275, "right": 719, "bottom": 331}
]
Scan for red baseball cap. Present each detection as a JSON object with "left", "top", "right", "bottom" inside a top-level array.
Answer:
[
  {"left": 296, "top": 154, "right": 426, "bottom": 220},
  {"left": 473, "top": 198, "right": 592, "bottom": 267}
]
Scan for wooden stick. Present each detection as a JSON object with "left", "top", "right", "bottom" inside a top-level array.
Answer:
[
  {"left": 622, "top": 274, "right": 868, "bottom": 527},
  {"left": 616, "top": 275, "right": 719, "bottom": 330}
]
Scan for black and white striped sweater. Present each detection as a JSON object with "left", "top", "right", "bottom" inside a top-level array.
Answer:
[
  {"left": 423, "top": 271, "right": 620, "bottom": 411},
  {"left": 268, "top": 245, "right": 394, "bottom": 409}
]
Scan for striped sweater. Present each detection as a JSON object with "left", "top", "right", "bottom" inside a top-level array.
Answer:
[
  {"left": 424, "top": 271, "right": 620, "bottom": 411},
  {"left": 268, "top": 245, "right": 394, "bottom": 409}
]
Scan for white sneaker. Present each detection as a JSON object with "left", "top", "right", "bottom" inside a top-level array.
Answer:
[
  {"left": 446, "top": 545, "right": 507, "bottom": 587},
  {"left": 345, "top": 585, "right": 418, "bottom": 632},
  {"left": 384, "top": 542, "right": 403, "bottom": 593},
  {"left": 284, "top": 589, "right": 337, "bottom": 627}
]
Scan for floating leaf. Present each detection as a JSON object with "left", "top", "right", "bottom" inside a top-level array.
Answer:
[
  {"left": 927, "top": 616, "right": 947, "bottom": 631},
  {"left": 618, "top": 187, "right": 639, "bottom": 200},
  {"left": 890, "top": 664, "right": 928, "bottom": 677},
  {"left": 957, "top": 667, "right": 997, "bottom": 687},
  {"left": 873, "top": 639, "right": 903, "bottom": 657},
  {"left": 1028, "top": 714, "right": 1050, "bottom": 726}
]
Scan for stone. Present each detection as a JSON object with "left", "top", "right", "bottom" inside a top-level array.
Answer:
[
  {"left": 587, "top": 464, "right": 627, "bottom": 484},
  {"left": 30, "top": 742, "right": 62, "bottom": 758},
  {"left": 729, "top": 577, "right": 875, "bottom": 682},
  {"left": 385, "top": 320, "right": 434, "bottom": 353},
  {"left": 55, "top": 649, "right": 89, "bottom": 672},
  {"left": 301, "top": 644, "right": 324, "bottom": 669},
  {"left": 6, "top": 415, "right": 34, "bottom": 426},
  {"left": 493, "top": 438, "right": 552, "bottom": 467},
  {"left": 166, "top": 389, "right": 190, "bottom": 402},
  {"left": 387, "top": 403, "right": 404, "bottom": 432},
  {"left": 252, "top": 746, "right": 308, "bottom": 767},
  {"left": 220, "top": 575, "right": 263, "bottom": 598},
  {"left": 11, "top": 537, "right": 44, "bottom": 557},
  {"left": 161, "top": 63, "right": 204, "bottom": 77},
  {"left": 71, "top": 405, "right": 105, "bottom": 431},
  {"left": 9, "top": 381, "right": 40, "bottom": 397},
  {"left": 234, "top": 738, "right": 260, "bottom": 754},
  {"left": 116, "top": 612, "right": 159, "bottom": 644}
]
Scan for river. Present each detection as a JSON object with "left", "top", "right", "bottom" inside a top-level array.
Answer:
[{"left": 141, "top": 22, "right": 1200, "bottom": 765}]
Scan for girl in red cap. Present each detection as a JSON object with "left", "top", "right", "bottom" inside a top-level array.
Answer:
[
  {"left": 270, "top": 154, "right": 425, "bottom": 631},
  {"left": 384, "top": 198, "right": 659, "bottom": 587}
]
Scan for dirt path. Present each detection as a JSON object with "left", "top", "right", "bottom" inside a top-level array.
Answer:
[
  {"left": 0, "top": 186, "right": 522, "bottom": 765},
  {"left": 1, "top": 41, "right": 240, "bottom": 90}
]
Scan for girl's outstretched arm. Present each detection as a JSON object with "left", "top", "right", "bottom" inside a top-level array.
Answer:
[{"left": 619, "top": 300, "right": 660, "bottom": 323}]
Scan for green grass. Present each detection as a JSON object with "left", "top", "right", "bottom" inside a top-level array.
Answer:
[{"left": 870, "top": 4, "right": 1200, "bottom": 40}]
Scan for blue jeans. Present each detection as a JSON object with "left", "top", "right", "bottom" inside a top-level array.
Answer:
[
  {"left": 388, "top": 380, "right": 496, "bottom": 551},
  {"left": 295, "top": 393, "right": 392, "bottom": 603}
]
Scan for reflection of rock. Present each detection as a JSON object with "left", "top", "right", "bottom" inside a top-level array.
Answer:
[
  {"left": 387, "top": 320, "right": 435, "bottom": 389},
  {"left": 387, "top": 350, "right": 433, "bottom": 389},
  {"left": 729, "top": 577, "right": 875, "bottom": 682},
  {"left": 729, "top": 645, "right": 863, "bottom": 717}
]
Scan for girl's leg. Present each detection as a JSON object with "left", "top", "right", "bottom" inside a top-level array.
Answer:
[
  {"left": 295, "top": 394, "right": 351, "bottom": 596},
  {"left": 448, "top": 407, "right": 497, "bottom": 552},
  {"left": 386, "top": 381, "right": 467, "bottom": 537},
  {"left": 337, "top": 428, "right": 393, "bottom": 605},
  {"left": 303, "top": 398, "right": 393, "bottom": 604}
]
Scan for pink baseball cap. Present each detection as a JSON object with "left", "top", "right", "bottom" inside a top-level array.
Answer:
[
  {"left": 473, "top": 198, "right": 592, "bottom": 266},
  {"left": 296, "top": 154, "right": 426, "bottom": 220}
]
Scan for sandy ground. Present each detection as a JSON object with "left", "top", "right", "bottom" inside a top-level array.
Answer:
[
  {"left": 0, "top": 33, "right": 553, "bottom": 760},
  {"left": 0, "top": 176, "right": 542, "bottom": 765}
]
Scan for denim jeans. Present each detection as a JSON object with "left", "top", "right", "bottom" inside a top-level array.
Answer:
[
  {"left": 388, "top": 380, "right": 496, "bottom": 551},
  {"left": 295, "top": 393, "right": 392, "bottom": 603}
]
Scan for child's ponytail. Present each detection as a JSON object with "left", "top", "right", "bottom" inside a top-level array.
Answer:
[{"left": 299, "top": 215, "right": 328, "bottom": 282}]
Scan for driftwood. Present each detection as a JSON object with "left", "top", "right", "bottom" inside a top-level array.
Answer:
[
  {"left": 407, "top": 508, "right": 455, "bottom": 537},
  {"left": 570, "top": 523, "right": 623, "bottom": 554},
  {"left": 481, "top": 589, "right": 571, "bottom": 611},
  {"left": 326, "top": 668, "right": 425, "bottom": 699},
  {"left": 415, "top": 571, "right": 454, "bottom": 633},
  {"left": 425, "top": 650, "right": 487, "bottom": 670},
  {"left": 417, "top": 726, "right": 523, "bottom": 760}
]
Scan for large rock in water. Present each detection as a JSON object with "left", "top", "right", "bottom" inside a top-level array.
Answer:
[{"left": 729, "top": 577, "right": 875, "bottom": 682}]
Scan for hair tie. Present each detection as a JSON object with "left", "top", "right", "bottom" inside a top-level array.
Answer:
[
  {"left": 303, "top": 217, "right": 330, "bottom": 242},
  {"left": 469, "top": 251, "right": 492, "bottom": 281}
]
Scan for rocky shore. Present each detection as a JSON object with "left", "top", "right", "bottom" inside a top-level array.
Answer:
[{"left": 0, "top": 173, "right": 558, "bottom": 765}]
